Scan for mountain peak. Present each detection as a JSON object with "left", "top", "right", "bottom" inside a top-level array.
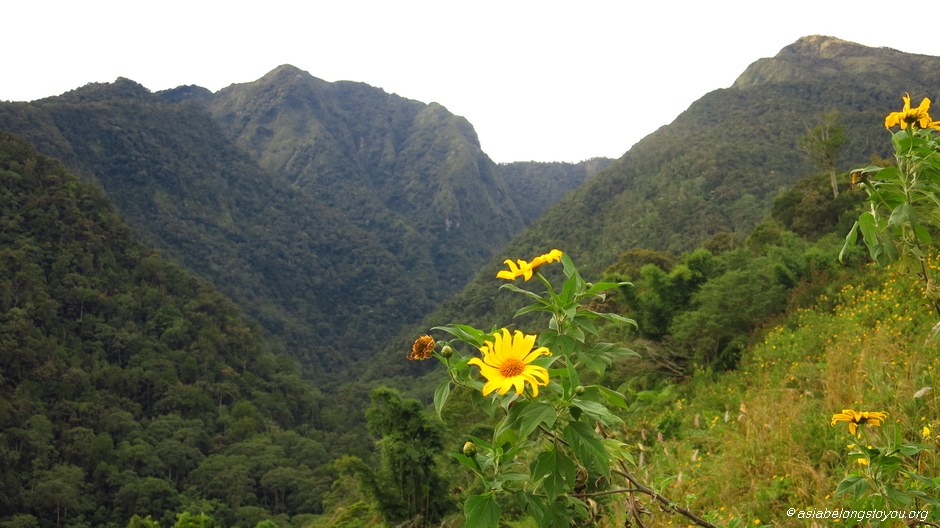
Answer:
[
  {"left": 259, "top": 64, "right": 324, "bottom": 86},
  {"left": 731, "top": 35, "right": 940, "bottom": 89},
  {"left": 53, "top": 77, "right": 151, "bottom": 103},
  {"left": 780, "top": 35, "right": 861, "bottom": 58}
]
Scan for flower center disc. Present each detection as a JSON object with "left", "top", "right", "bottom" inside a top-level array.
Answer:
[{"left": 499, "top": 359, "right": 525, "bottom": 378}]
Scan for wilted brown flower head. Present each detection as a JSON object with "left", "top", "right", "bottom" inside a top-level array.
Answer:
[{"left": 408, "top": 335, "right": 436, "bottom": 360}]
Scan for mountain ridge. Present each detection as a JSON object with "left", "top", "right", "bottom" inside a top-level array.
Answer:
[
  {"left": 379, "top": 35, "right": 940, "bottom": 373},
  {"left": 203, "top": 64, "right": 523, "bottom": 296},
  {"left": 0, "top": 66, "right": 552, "bottom": 374}
]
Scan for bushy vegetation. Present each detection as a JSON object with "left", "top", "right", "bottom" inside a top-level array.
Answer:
[{"left": 622, "top": 264, "right": 939, "bottom": 526}]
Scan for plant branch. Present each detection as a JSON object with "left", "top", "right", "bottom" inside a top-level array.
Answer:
[
  {"left": 537, "top": 424, "right": 716, "bottom": 528},
  {"left": 571, "top": 487, "right": 641, "bottom": 498},
  {"left": 613, "top": 462, "right": 718, "bottom": 528}
]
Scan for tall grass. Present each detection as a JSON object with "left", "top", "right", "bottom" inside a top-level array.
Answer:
[{"left": 627, "top": 266, "right": 939, "bottom": 526}]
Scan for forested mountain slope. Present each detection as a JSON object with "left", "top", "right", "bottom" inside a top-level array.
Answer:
[
  {"left": 0, "top": 132, "right": 335, "bottom": 527},
  {"left": 0, "top": 67, "right": 533, "bottom": 373},
  {"left": 412, "top": 36, "right": 940, "bottom": 333},
  {"left": 199, "top": 64, "right": 523, "bottom": 297},
  {"left": 0, "top": 81, "right": 424, "bottom": 372},
  {"left": 498, "top": 158, "right": 613, "bottom": 224}
]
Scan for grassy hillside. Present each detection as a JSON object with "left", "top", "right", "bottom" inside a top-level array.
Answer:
[{"left": 622, "top": 263, "right": 940, "bottom": 526}]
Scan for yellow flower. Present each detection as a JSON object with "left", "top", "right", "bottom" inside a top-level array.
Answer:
[
  {"left": 884, "top": 92, "right": 939, "bottom": 130},
  {"left": 468, "top": 328, "right": 551, "bottom": 397},
  {"left": 923, "top": 426, "right": 931, "bottom": 439},
  {"left": 407, "top": 335, "right": 436, "bottom": 360},
  {"left": 831, "top": 409, "right": 888, "bottom": 436},
  {"left": 496, "top": 249, "right": 563, "bottom": 281},
  {"left": 496, "top": 258, "right": 535, "bottom": 281}
]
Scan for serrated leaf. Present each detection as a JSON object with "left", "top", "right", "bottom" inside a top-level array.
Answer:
[
  {"left": 517, "top": 402, "right": 558, "bottom": 438},
  {"left": 564, "top": 421, "right": 611, "bottom": 477},
  {"left": 522, "top": 492, "right": 576, "bottom": 528},
  {"left": 531, "top": 448, "right": 576, "bottom": 500},
  {"left": 464, "top": 494, "right": 500, "bottom": 528}
]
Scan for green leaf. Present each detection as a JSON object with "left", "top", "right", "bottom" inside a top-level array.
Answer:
[
  {"left": 495, "top": 472, "right": 530, "bottom": 484},
  {"left": 514, "top": 301, "right": 551, "bottom": 319},
  {"left": 564, "top": 323, "right": 585, "bottom": 343},
  {"left": 593, "top": 311, "right": 638, "bottom": 327},
  {"left": 584, "top": 280, "right": 629, "bottom": 296},
  {"left": 515, "top": 401, "right": 558, "bottom": 439},
  {"left": 449, "top": 453, "right": 483, "bottom": 478},
  {"left": 499, "top": 282, "right": 545, "bottom": 301},
  {"left": 571, "top": 313, "right": 599, "bottom": 336},
  {"left": 469, "top": 389, "right": 500, "bottom": 419},
  {"left": 464, "top": 493, "right": 500, "bottom": 528},
  {"left": 522, "top": 492, "right": 576, "bottom": 527},
  {"left": 432, "top": 323, "right": 487, "bottom": 347},
  {"left": 898, "top": 443, "right": 928, "bottom": 457},
  {"left": 840, "top": 220, "right": 860, "bottom": 262},
  {"left": 834, "top": 474, "right": 871, "bottom": 500},
  {"left": 586, "top": 385, "right": 629, "bottom": 409},
  {"left": 560, "top": 253, "right": 577, "bottom": 279},
  {"left": 571, "top": 398, "right": 623, "bottom": 426},
  {"left": 883, "top": 484, "right": 912, "bottom": 507},
  {"left": 604, "top": 438, "right": 635, "bottom": 465},
  {"left": 531, "top": 448, "right": 577, "bottom": 500},
  {"left": 433, "top": 380, "right": 451, "bottom": 420},
  {"left": 564, "top": 421, "right": 611, "bottom": 477}
]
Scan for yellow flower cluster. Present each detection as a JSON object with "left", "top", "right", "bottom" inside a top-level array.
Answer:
[
  {"left": 831, "top": 409, "right": 888, "bottom": 436},
  {"left": 496, "top": 249, "right": 563, "bottom": 281},
  {"left": 884, "top": 92, "right": 940, "bottom": 130}
]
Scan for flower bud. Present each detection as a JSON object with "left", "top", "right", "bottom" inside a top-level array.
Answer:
[
  {"left": 440, "top": 345, "right": 453, "bottom": 358},
  {"left": 462, "top": 441, "right": 476, "bottom": 456},
  {"left": 575, "top": 385, "right": 586, "bottom": 395}
]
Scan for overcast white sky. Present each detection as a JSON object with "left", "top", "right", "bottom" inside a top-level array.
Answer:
[{"left": 3, "top": 1, "right": 939, "bottom": 163}]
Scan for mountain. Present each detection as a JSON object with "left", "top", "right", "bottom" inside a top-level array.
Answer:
[
  {"left": 199, "top": 64, "right": 524, "bottom": 296},
  {"left": 0, "top": 79, "right": 428, "bottom": 373},
  {"left": 498, "top": 158, "right": 614, "bottom": 224},
  {"left": 0, "top": 68, "right": 535, "bottom": 374},
  {"left": 0, "top": 132, "right": 335, "bottom": 526},
  {"left": 395, "top": 35, "right": 940, "bottom": 353}
]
